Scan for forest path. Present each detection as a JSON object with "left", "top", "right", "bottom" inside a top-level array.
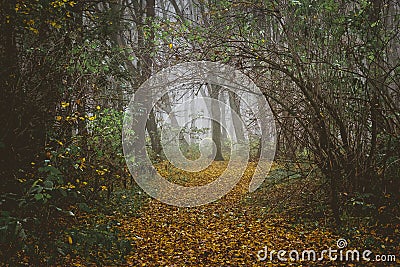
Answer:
[{"left": 119, "top": 162, "right": 341, "bottom": 266}]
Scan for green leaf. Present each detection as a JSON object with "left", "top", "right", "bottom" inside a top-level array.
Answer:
[
  {"left": 34, "top": 193, "right": 44, "bottom": 200},
  {"left": 43, "top": 180, "right": 54, "bottom": 189}
]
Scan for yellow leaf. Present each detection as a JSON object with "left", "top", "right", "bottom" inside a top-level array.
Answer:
[
  {"left": 169, "top": 43, "right": 173, "bottom": 49},
  {"left": 61, "top": 101, "right": 70, "bottom": 108},
  {"left": 68, "top": 235, "right": 73, "bottom": 245},
  {"left": 55, "top": 116, "right": 62, "bottom": 121},
  {"left": 29, "top": 27, "right": 39, "bottom": 34}
]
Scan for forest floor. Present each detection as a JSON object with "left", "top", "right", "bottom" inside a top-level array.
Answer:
[{"left": 66, "top": 162, "right": 399, "bottom": 266}]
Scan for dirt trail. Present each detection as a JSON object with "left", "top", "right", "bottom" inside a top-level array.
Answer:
[{"left": 120, "top": 162, "right": 341, "bottom": 266}]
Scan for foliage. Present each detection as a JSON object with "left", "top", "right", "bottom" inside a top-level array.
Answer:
[
  {"left": 1, "top": 0, "right": 399, "bottom": 265},
  {"left": 120, "top": 162, "right": 399, "bottom": 266},
  {"left": 0, "top": 163, "right": 80, "bottom": 264},
  {"left": 58, "top": 214, "right": 133, "bottom": 266},
  {"left": 87, "top": 108, "right": 127, "bottom": 196},
  {"left": 0, "top": 104, "right": 136, "bottom": 264}
]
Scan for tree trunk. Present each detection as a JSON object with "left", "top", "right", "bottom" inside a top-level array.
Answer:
[
  {"left": 208, "top": 84, "right": 224, "bottom": 161},
  {"left": 228, "top": 91, "right": 245, "bottom": 143}
]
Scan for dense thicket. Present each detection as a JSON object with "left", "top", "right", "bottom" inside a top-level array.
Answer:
[{"left": 1, "top": 0, "right": 399, "bottom": 264}]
